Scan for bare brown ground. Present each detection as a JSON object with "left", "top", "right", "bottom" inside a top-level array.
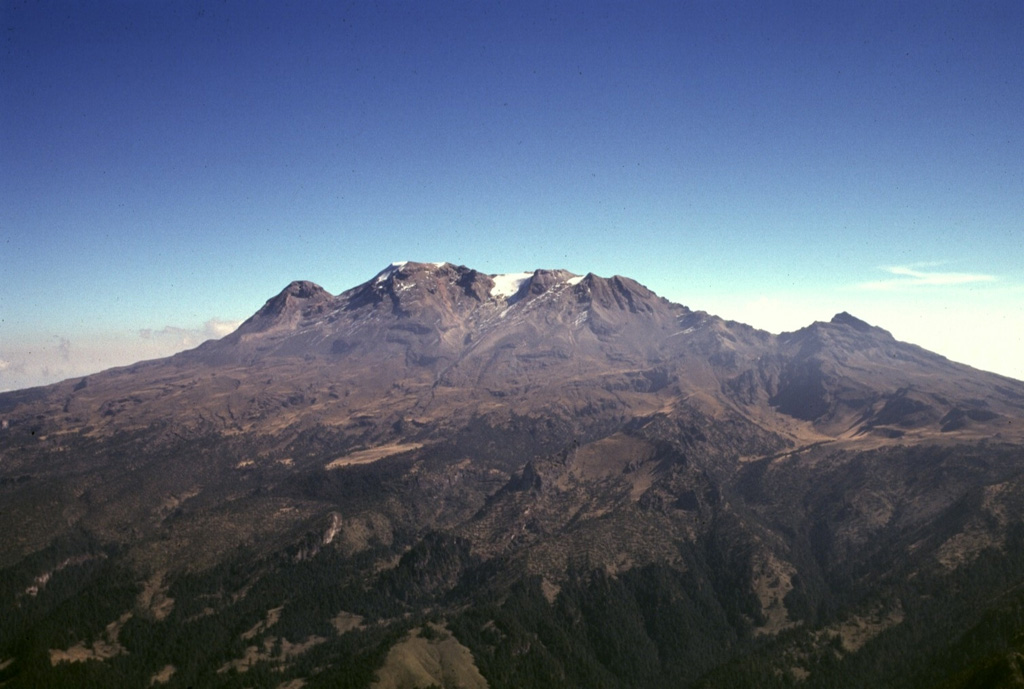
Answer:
[
  {"left": 242, "top": 606, "right": 284, "bottom": 640},
  {"left": 149, "top": 664, "right": 175, "bottom": 685},
  {"left": 326, "top": 443, "right": 424, "bottom": 469},
  {"left": 136, "top": 572, "right": 175, "bottom": 621},
  {"left": 371, "top": 624, "right": 489, "bottom": 689},
  {"left": 49, "top": 612, "right": 132, "bottom": 665},
  {"left": 331, "top": 611, "right": 364, "bottom": 634},
  {"left": 217, "top": 635, "right": 326, "bottom": 674}
]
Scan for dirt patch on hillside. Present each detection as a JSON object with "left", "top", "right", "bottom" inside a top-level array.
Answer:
[
  {"left": 276, "top": 680, "right": 307, "bottom": 689},
  {"left": 217, "top": 635, "right": 326, "bottom": 674},
  {"left": 149, "top": 664, "right": 175, "bottom": 685},
  {"left": 571, "top": 433, "right": 654, "bottom": 482},
  {"left": 137, "top": 572, "right": 175, "bottom": 621},
  {"left": 49, "top": 612, "right": 132, "bottom": 665},
  {"left": 331, "top": 611, "right": 364, "bottom": 634},
  {"left": 242, "top": 606, "right": 284, "bottom": 640},
  {"left": 752, "top": 552, "right": 798, "bottom": 636},
  {"left": 326, "top": 443, "right": 423, "bottom": 469},
  {"left": 371, "top": 623, "right": 488, "bottom": 689}
]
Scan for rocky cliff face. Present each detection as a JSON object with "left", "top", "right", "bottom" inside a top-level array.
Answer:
[{"left": 1, "top": 262, "right": 1023, "bottom": 688}]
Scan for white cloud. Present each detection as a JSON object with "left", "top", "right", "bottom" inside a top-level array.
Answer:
[
  {"left": 0, "top": 318, "right": 242, "bottom": 392},
  {"left": 137, "top": 318, "right": 242, "bottom": 349},
  {"left": 858, "top": 265, "right": 997, "bottom": 290},
  {"left": 204, "top": 318, "right": 239, "bottom": 338}
]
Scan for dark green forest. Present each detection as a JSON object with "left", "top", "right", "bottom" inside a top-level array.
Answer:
[{"left": 2, "top": 513, "right": 1022, "bottom": 687}]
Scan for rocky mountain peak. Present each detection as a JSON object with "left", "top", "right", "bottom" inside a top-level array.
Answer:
[
  {"left": 830, "top": 311, "right": 874, "bottom": 332},
  {"left": 523, "top": 269, "right": 579, "bottom": 297},
  {"left": 230, "top": 280, "right": 333, "bottom": 338},
  {"left": 261, "top": 279, "right": 332, "bottom": 311},
  {"left": 372, "top": 261, "right": 451, "bottom": 283},
  {"left": 356, "top": 261, "right": 497, "bottom": 311},
  {"left": 575, "top": 273, "right": 663, "bottom": 316},
  {"left": 781, "top": 310, "right": 894, "bottom": 352},
  {"left": 283, "top": 279, "right": 331, "bottom": 299}
]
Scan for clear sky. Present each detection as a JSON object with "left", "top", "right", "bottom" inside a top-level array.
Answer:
[{"left": 2, "top": 0, "right": 1022, "bottom": 391}]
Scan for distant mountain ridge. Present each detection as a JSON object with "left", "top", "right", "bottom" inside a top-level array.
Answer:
[{"left": 1, "top": 261, "right": 1023, "bottom": 688}]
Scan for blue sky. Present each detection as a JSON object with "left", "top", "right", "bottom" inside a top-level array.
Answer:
[{"left": 2, "top": 0, "right": 1022, "bottom": 390}]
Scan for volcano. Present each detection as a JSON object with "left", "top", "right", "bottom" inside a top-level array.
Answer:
[{"left": 2, "top": 262, "right": 1023, "bottom": 688}]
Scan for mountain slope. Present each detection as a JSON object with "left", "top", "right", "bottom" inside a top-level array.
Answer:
[{"left": 1, "top": 262, "right": 1023, "bottom": 688}]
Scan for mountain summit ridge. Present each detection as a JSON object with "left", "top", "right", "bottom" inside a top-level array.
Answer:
[
  {"left": 2, "top": 261, "right": 1021, "bottom": 448},
  {"left": 233, "top": 263, "right": 893, "bottom": 347}
]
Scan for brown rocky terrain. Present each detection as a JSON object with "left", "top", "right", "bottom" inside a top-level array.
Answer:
[{"left": 1, "top": 261, "right": 1023, "bottom": 688}]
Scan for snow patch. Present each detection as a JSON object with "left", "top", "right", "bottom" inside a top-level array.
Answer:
[
  {"left": 490, "top": 272, "right": 533, "bottom": 299},
  {"left": 373, "top": 261, "right": 446, "bottom": 284},
  {"left": 374, "top": 262, "right": 406, "bottom": 283},
  {"left": 567, "top": 275, "right": 584, "bottom": 286}
]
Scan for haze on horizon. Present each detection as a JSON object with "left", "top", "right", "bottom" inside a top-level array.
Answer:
[{"left": 2, "top": 1, "right": 1022, "bottom": 392}]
